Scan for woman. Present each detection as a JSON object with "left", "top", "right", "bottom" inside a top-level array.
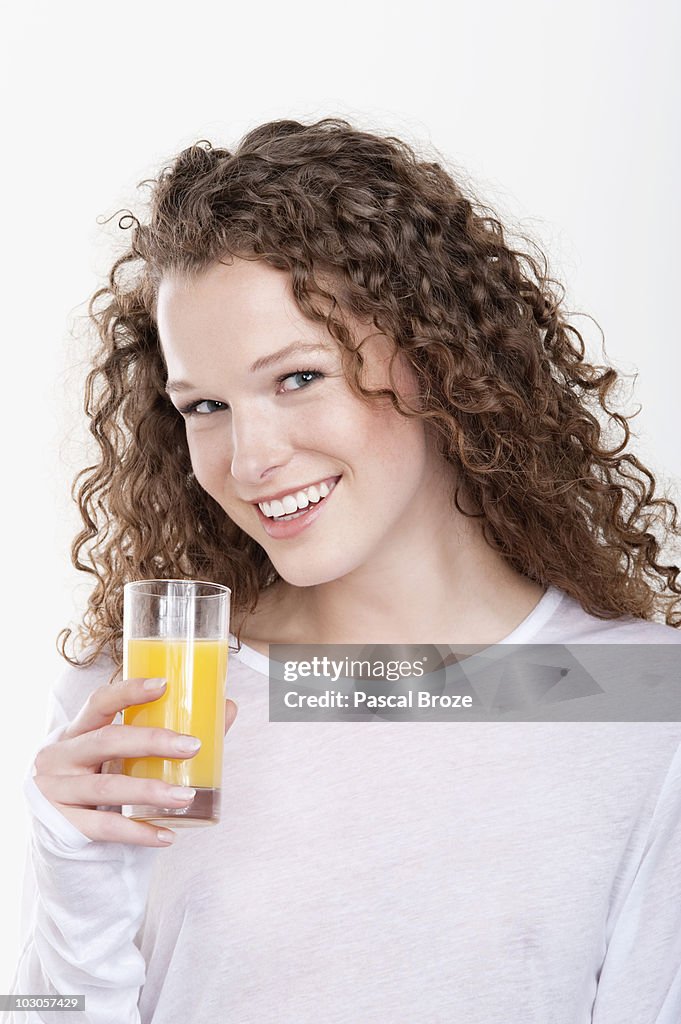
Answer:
[{"left": 12, "top": 117, "right": 681, "bottom": 1023}]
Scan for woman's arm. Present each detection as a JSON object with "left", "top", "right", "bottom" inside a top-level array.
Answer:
[
  {"left": 8, "top": 666, "right": 160, "bottom": 1024},
  {"left": 591, "top": 738, "right": 681, "bottom": 1023}
]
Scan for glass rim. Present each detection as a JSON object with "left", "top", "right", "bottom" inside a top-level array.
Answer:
[{"left": 124, "top": 578, "right": 231, "bottom": 598}]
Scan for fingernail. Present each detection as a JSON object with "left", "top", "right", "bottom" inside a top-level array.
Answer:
[
  {"left": 144, "top": 678, "right": 167, "bottom": 691},
  {"left": 175, "top": 735, "right": 202, "bottom": 752},
  {"left": 170, "top": 786, "right": 196, "bottom": 800},
  {"left": 157, "top": 830, "right": 175, "bottom": 844}
]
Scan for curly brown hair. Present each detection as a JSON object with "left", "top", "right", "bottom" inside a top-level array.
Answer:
[{"left": 57, "top": 115, "right": 681, "bottom": 674}]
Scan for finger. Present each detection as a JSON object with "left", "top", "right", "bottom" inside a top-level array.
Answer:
[
  {"left": 35, "top": 771, "right": 197, "bottom": 811},
  {"left": 46, "top": 805, "right": 179, "bottom": 847},
  {"left": 224, "top": 699, "right": 238, "bottom": 735},
  {"left": 62, "top": 676, "right": 169, "bottom": 742},
  {"left": 35, "top": 723, "right": 202, "bottom": 776}
]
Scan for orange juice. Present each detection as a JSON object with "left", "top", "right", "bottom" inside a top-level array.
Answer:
[{"left": 122, "top": 638, "right": 229, "bottom": 822}]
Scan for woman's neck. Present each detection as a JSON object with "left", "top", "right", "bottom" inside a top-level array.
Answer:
[{"left": 239, "top": 514, "right": 545, "bottom": 651}]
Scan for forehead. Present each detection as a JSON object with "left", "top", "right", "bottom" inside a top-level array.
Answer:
[
  {"left": 155, "top": 259, "right": 340, "bottom": 385},
  {"left": 155, "top": 260, "right": 356, "bottom": 395},
  {"left": 155, "top": 257, "right": 404, "bottom": 392},
  {"left": 156, "top": 258, "right": 309, "bottom": 342}
]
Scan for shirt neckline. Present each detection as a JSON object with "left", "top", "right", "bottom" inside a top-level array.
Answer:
[{"left": 230, "top": 584, "right": 565, "bottom": 678}]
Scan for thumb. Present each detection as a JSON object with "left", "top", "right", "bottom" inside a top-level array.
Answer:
[{"left": 224, "top": 698, "right": 238, "bottom": 735}]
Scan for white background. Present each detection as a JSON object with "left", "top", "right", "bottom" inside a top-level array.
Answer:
[{"left": 2, "top": 0, "right": 679, "bottom": 984}]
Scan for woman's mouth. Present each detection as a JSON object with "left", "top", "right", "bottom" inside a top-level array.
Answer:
[{"left": 254, "top": 476, "right": 341, "bottom": 539}]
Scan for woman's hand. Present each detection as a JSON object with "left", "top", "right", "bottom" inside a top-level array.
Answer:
[{"left": 32, "top": 677, "right": 238, "bottom": 847}]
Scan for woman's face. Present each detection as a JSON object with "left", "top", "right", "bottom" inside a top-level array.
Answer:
[{"left": 157, "top": 257, "right": 452, "bottom": 588}]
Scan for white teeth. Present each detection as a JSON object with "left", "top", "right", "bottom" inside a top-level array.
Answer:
[
  {"left": 270, "top": 506, "right": 310, "bottom": 522},
  {"left": 258, "top": 477, "right": 339, "bottom": 519}
]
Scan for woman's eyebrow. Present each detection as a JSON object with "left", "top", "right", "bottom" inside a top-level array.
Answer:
[
  {"left": 165, "top": 341, "right": 332, "bottom": 395},
  {"left": 248, "top": 340, "right": 332, "bottom": 373}
]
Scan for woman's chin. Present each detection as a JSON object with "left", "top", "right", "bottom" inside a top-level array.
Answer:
[{"left": 272, "top": 555, "right": 356, "bottom": 590}]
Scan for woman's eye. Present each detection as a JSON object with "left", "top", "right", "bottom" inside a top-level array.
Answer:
[
  {"left": 278, "top": 370, "right": 324, "bottom": 393},
  {"left": 178, "top": 370, "right": 323, "bottom": 417},
  {"left": 180, "top": 399, "right": 227, "bottom": 417}
]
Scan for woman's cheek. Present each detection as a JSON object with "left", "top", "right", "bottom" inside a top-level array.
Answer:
[{"left": 187, "top": 435, "right": 230, "bottom": 500}]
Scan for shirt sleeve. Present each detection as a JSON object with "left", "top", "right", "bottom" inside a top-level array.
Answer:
[
  {"left": 8, "top": 662, "right": 160, "bottom": 1024},
  {"left": 591, "top": 738, "right": 681, "bottom": 1023}
]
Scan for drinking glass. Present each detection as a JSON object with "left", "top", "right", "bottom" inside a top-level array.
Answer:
[{"left": 121, "top": 579, "right": 231, "bottom": 827}]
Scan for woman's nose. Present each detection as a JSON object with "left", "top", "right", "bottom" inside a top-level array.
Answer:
[{"left": 228, "top": 409, "right": 291, "bottom": 484}]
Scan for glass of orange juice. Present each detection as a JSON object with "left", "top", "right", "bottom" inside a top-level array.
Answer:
[{"left": 121, "top": 579, "right": 231, "bottom": 828}]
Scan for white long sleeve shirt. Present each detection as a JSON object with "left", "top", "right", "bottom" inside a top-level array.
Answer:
[{"left": 9, "top": 584, "right": 681, "bottom": 1023}]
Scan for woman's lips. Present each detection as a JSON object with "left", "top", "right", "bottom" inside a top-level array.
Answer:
[{"left": 255, "top": 477, "right": 341, "bottom": 540}]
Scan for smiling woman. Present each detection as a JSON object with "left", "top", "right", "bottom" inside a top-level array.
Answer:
[
  {"left": 154, "top": 256, "right": 460, "bottom": 607},
  {"left": 54, "top": 118, "right": 681, "bottom": 666},
  {"left": 12, "top": 117, "right": 681, "bottom": 1024}
]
